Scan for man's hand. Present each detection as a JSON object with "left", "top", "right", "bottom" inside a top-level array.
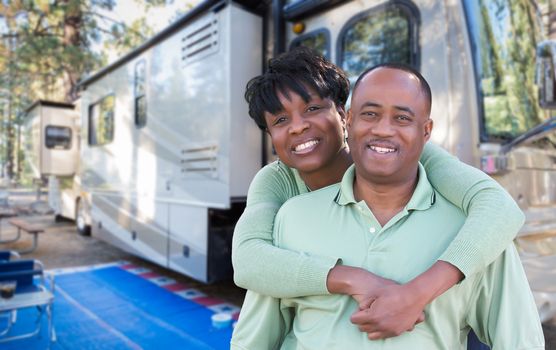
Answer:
[{"left": 350, "top": 284, "right": 427, "bottom": 340}]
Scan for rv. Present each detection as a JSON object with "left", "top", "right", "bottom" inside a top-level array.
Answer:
[
  {"left": 63, "top": 0, "right": 556, "bottom": 317},
  {"left": 21, "top": 100, "right": 89, "bottom": 231},
  {"left": 22, "top": 100, "right": 80, "bottom": 218},
  {"left": 22, "top": 101, "right": 78, "bottom": 180}
]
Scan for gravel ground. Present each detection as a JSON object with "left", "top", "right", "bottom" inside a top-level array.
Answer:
[{"left": 2, "top": 188, "right": 555, "bottom": 348}]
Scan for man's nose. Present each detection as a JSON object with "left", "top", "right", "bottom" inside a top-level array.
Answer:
[
  {"left": 370, "top": 116, "right": 395, "bottom": 137},
  {"left": 289, "top": 113, "right": 309, "bottom": 134}
]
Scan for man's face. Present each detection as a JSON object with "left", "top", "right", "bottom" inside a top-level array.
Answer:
[
  {"left": 347, "top": 67, "right": 433, "bottom": 185},
  {"left": 264, "top": 88, "right": 345, "bottom": 177}
]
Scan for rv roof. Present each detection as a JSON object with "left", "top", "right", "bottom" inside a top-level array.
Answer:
[
  {"left": 78, "top": 0, "right": 222, "bottom": 89},
  {"left": 24, "top": 100, "right": 75, "bottom": 114}
]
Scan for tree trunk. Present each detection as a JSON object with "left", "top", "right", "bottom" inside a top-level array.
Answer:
[
  {"left": 5, "top": 37, "right": 14, "bottom": 180},
  {"left": 62, "top": 0, "right": 83, "bottom": 102}
]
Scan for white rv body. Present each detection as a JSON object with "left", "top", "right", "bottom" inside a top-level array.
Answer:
[{"left": 79, "top": 3, "right": 262, "bottom": 282}]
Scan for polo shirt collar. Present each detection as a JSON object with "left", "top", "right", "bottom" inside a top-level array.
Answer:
[{"left": 335, "top": 163, "right": 435, "bottom": 211}]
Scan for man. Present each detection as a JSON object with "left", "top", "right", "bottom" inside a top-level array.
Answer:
[{"left": 266, "top": 64, "right": 543, "bottom": 349}]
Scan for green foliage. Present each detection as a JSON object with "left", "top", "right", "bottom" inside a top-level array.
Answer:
[
  {"left": 0, "top": 0, "right": 187, "bottom": 182},
  {"left": 478, "top": 0, "right": 547, "bottom": 139}
]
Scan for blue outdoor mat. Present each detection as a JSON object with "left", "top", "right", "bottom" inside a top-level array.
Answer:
[{"left": 0, "top": 263, "right": 235, "bottom": 349}]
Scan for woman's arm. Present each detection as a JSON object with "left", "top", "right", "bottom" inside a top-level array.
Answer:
[
  {"left": 232, "top": 162, "right": 339, "bottom": 297},
  {"left": 421, "top": 142, "right": 524, "bottom": 275}
]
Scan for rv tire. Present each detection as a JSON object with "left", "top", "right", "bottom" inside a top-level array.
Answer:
[{"left": 76, "top": 199, "right": 91, "bottom": 236}]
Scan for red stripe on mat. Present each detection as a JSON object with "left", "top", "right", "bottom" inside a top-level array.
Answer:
[
  {"left": 139, "top": 272, "right": 160, "bottom": 279},
  {"left": 119, "top": 264, "right": 139, "bottom": 270},
  {"left": 163, "top": 283, "right": 189, "bottom": 292},
  {"left": 192, "top": 297, "right": 224, "bottom": 306}
]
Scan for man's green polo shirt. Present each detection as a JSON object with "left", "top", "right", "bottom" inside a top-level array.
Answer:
[{"left": 272, "top": 164, "right": 543, "bottom": 350}]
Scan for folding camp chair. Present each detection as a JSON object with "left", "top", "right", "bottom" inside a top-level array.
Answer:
[
  {"left": 0, "top": 251, "right": 19, "bottom": 262},
  {"left": 0, "top": 259, "right": 55, "bottom": 344}
]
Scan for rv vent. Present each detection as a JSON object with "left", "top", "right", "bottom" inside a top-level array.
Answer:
[
  {"left": 181, "top": 13, "right": 220, "bottom": 66},
  {"left": 180, "top": 144, "right": 219, "bottom": 178}
]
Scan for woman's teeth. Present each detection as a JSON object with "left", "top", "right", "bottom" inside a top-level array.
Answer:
[{"left": 294, "top": 140, "right": 319, "bottom": 152}]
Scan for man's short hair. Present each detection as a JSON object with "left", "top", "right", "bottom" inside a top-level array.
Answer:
[
  {"left": 245, "top": 47, "right": 350, "bottom": 130},
  {"left": 353, "top": 63, "right": 432, "bottom": 114}
]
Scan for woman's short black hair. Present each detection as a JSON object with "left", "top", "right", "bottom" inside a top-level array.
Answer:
[{"left": 245, "top": 47, "right": 350, "bottom": 130}]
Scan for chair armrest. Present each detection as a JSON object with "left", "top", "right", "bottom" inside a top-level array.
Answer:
[
  {"left": 0, "top": 251, "right": 19, "bottom": 261},
  {"left": 0, "top": 269, "right": 43, "bottom": 280}
]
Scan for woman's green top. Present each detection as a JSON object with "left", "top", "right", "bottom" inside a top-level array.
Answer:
[{"left": 231, "top": 142, "right": 524, "bottom": 297}]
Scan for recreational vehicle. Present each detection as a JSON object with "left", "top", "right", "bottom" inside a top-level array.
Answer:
[
  {"left": 22, "top": 100, "right": 78, "bottom": 180},
  {"left": 65, "top": 0, "right": 556, "bottom": 318},
  {"left": 21, "top": 100, "right": 91, "bottom": 235}
]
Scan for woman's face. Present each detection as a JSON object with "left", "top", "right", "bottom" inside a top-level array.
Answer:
[{"left": 264, "top": 88, "right": 346, "bottom": 176}]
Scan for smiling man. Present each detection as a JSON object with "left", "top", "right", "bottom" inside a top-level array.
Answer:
[{"left": 267, "top": 64, "right": 544, "bottom": 349}]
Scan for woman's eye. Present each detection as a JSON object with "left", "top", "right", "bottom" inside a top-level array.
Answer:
[
  {"left": 273, "top": 116, "right": 287, "bottom": 125},
  {"left": 306, "top": 106, "right": 320, "bottom": 112}
]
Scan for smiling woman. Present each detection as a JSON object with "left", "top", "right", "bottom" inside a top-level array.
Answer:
[{"left": 263, "top": 90, "right": 349, "bottom": 190}]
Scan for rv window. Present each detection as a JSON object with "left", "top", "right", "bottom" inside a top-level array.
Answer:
[
  {"left": 290, "top": 29, "right": 330, "bottom": 59},
  {"left": 464, "top": 0, "right": 552, "bottom": 141},
  {"left": 134, "top": 59, "right": 147, "bottom": 128},
  {"left": 338, "top": 3, "right": 418, "bottom": 81},
  {"left": 45, "top": 126, "right": 72, "bottom": 150},
  {"left": 88, "top": 95, "right": 115, "bottom": 146}
]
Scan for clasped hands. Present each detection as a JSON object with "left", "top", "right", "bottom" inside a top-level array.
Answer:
[
  {"left": 327, "top": 266, "right": 427, "bottom": 340},
  {"left": 350, "top": 281, "right": 427, "bottom": 340}
]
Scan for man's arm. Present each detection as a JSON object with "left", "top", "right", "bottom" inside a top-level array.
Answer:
[{"left": 466, "top": 245, "right": 544, "bottom": 350}]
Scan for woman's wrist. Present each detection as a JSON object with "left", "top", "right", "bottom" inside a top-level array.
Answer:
[
  {"left": 326, "top": 265, "right": 387, "bottom": 295},
  {"left": 405, "top": 260, "right": 464, "bottom": 305}
]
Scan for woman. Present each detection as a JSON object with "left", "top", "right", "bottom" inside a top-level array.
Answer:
[{"left": 231, "top": 47, "right": 519, "bottom": 349}]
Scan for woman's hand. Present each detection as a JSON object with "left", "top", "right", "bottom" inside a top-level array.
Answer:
[
  {"left": 350, "top": 261, "right": 462, "bottom": 340},
  {"left": 350, "top": 284, "right": 426, "bottom": 339},
  {"left": 327, "top": 265, "right": 424, "bottom": 338},
  {"left": 326, "top": 265, "right": 394, "bottom": 302}
]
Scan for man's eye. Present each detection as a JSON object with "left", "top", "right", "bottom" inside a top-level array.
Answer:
[
  {"left": 362, "top": 111, "right": 377, "bottom": 117},
  {"left": 396, "top": 115, "right": 411, "bottom": 121}
]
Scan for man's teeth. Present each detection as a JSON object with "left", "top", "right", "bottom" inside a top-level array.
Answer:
[
  {"left": 295, "top": 140, "right": 319, "bottom": 152},
  {"left": 370, "top": 145, "right": 395, "bottom": 154}
]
